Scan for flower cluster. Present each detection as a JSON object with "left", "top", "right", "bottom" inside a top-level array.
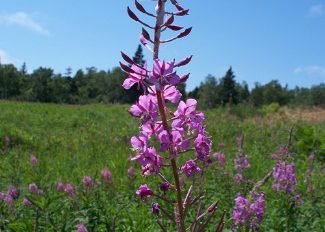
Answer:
[
  {"left": 121, "top": 1, "right": 222, "bottom": 230},
  {"left": 0, "top": 185, "right": 18, "bottom": 207},
  {"left": 273, "top": 162, "right": 297, "bottom": 193},
  {"left": 233, "top": 154, "right": 250, "bottom": 184},
  {"left": 122, "top": 2, "right": 210, "bottom": 182},
  {"left": 232, "top": 193, "right": 265, "bottom": 230},
  {"left": 271, "top": 146, "right": 297, "bottom": 193}
]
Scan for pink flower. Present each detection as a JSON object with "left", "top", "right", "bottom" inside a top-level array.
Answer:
[
  {"left": 172, "top": 99, "right": 205, "bottom": 132},
  {"left": 234, "top": 173, "right": 243, "bottom": 184},
  {"left": 136, "top": 184, "right": 153, "bottom": 199},
  {"left": 23, "top": 198, "right": 31, "bottom": 207},
  {"left": 132, "top": 147, "right": 163, "bottom": 176},
  {"left": 149, "top": 59, "right": 180, "bottom": 86},
  {"left": 131, "top": 133, "right": 148, "bottom": 151},
  {"left": 232, "top": 193, "right": 265, "bottom": 229},
  {"left": 64, "top": 183, "right": 75, "bottom": 197},
  {"left": 101, "top": 168, "right": 112, "bottom": 181},
  {"left": 272, "top": 162, "right": 296, "bottom": 193},
  {"left": 234, "top": 154, "right": 250, "bottom": 171},
  {"left": 122, "top": 63, "right": 148, "bottom": 90},
  {"left": 57, "top": 181, "right": 65, "bottom": 192},
  {"left": 194, "top": 134, "right": 212, "bottom": 161},
  {"left": 29, "top": 183, "right": 38, "bottom": 194},
  {"left": 128, "top": 167, "right": 135, "bottom": 177},
  {"left": 214, "top": 152, "right": 226, "bottom": 166},
  {"left": 157, "top": 130, "right": 189, "bottom": 152},
  {"left": 160, "top": 182, "right": 170, "bottom": 192},
  {"left": 151, "top": 202, "right": 160, "bottom": 215},
  {"left": 129, "top": 95, "right": 158, "bottom": 124},
  {"left": 181, "top": 160, "right": 201, "bottom": 177},
  {"left": 76, "top": 223, "right": 88, "bottom": 232},
  {"left": 7, "top": 186, "right": 18, "bottom": 199},
  {"left": 148, "top": 85, "right": 182, "bottom": 104},
  {"left": 3, "top": 194, "right": 13, "bottom": 206},
  {"left": 30, "top": 155, "right": 38, "bottom": 167},
  {"left": 82, "top": 176, "right": 93, "bottom": 187}
]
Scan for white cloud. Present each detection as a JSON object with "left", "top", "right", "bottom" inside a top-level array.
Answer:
[
  {"left": 309, "top": 4, "right": 324, "bottom": 16},
  {"left": 0, "top": 12, "right": 49, "bottom": 35},
  {"left": 294, "top": 65, "right": 325, "bottom": 77},
  {"left": 0, "top": 49, "right": 11, "bottom": 64}
]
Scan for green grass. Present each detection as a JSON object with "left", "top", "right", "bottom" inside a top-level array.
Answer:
[{"left": 0, "top": 100, "right": 324, "bottom": 231}]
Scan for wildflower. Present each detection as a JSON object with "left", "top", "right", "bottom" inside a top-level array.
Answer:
[
  {"left": 172, "top": 99, "right": 205, "bottom": 132},
  {"left": 129, "top": 95, "right": 158, "bottom": 124},
  {"left": 272, "top": 162, "right": 296, "bottom": 193},
  {"left": 158, "top": 130, "right": 189, "bottom": 152},
  {"left": 149, "top": 59, "right": 180, "bottom": 85},
  {"left": 214, "top": 152, "right": 226, "bottom": 166},
  {"left": 23, "top": 198, "right": 31, "bottom": 207},
  {"left": 7, "top": 186, "right": 18, "bottom": 199},
  {"left": 57, "top": 181, "right": 65, "bottom": 192},
  {"left": 136, "top": 184, "right": 153, "bottom": 199},
  {"left": 122, "top": 63, "right": 148, "bottom": 90},
  {"left": 82, "top": 176, "right": 93, "bottom": 187},
  {"left": 234, "top": 154, "right": 250, "bottom": 171},
  {"left": 232, "top": 193, "right": 265, "bottom": 230},
  {"left": 3, "top": 194, "right": 13, "bottom": 206},
  {"left": 132, "top": 147, "right": 163, "bottom": 176},
  {"left": 234, "top": 173, "right": 243, "bottom": 184},
  {"left": 151, "top": 202, "right": 160, "bottom": 215},
  {"left": 160, "top": 182, "right": 171, "bottom": 192},
  {"left": 76, "top": 223, "right": 88, "bottom": 232},
  {"left": 29, "top": 183, "right": 39, "bottom": 194},
  {"left": 30, "top": 154, "right": 38, "bottom": 167},
  {"left": 148, "top": 85, "right": 182, "bottom": 104},
  {"left": 181, "top": 160, "right": 201, "bottom": 177},
  {"left": 101, "top": 168, "right": 112, "bottom": 181},
  {"left": 65, "top": 183, "right": 75, "bottom": 197},
  {"left": 194, "top": 134, "right": 212, "bottom": 161},
  {"left": 128, "top": 167, "right": 135, "bottom": 177},
  {"left": 131, "top": 133, "right": 149, "bottom": 151}
]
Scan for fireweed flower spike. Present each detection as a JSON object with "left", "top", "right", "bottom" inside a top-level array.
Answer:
[{"left": 121, "top": 1, "right": 226, "bottom": 231}]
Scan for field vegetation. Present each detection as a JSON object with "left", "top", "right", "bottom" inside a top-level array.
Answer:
[{"left": 0, "top": 101, "right": 324, "bottom": 231}]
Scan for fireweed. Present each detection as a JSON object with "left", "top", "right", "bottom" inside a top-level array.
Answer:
[
  {"left": 120, "top": 0, "right": 225, "bottom": 231},
  {"left": 232, "top": 193, "right": 265, "bottom": 231}
]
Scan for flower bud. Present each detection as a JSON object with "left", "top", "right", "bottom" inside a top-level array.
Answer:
[
  {"left": 177, "top": 27, "right": 192, "bottom": 39},
  {"left": 151, "top": 202, "right": 160, "bottom": 215},
  {"left": 127, "top": 7, "right": 139, "bottom": 22},
  {"left": 175, "top": 55, "right": 192, "bottom": 67}
]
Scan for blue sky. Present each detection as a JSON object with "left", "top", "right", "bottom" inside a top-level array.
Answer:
[{"left": 0, "top": 0, "right": 324, "bottom": 90}]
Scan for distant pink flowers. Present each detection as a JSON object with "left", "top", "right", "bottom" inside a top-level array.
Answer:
[
  {"left": 30, "top": 154, "right": 38, "bottom": 167},
  {"left": 101, "top": 168, "right": 112, "bottom": 181},
  {"left": 82, "top": 176, "right": 93, "bottom": 188},
  {"left": 271, "top": 146, "right": 297, "bottom": 193},
  {"left": 76, "top": 223, "right": 88, "bottom": 232},
  {"left": 232, "top": 193, "right": 265, "bottom": 230},
  {"left": 214, "top": 152, "right": 226, "bottom": 166},
  {"left": 273, "top": 162, "right": 296, "bottom": 193}
]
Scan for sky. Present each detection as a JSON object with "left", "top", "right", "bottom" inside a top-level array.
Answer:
[{"left": 0, "top": 0, "right": 324, "bottom": 91}]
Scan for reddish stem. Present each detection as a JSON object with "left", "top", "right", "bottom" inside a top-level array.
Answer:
[{"left": 153, "top": 2, "right": 185, "bottom": 231}]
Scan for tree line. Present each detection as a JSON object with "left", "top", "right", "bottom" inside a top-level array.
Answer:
[{"left": 0, "top": 45, "right": 324, "bottom": 107}]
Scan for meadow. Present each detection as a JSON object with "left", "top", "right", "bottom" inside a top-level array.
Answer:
[{"left": 0, "top": 100, "right": 324, "bottom": 231}]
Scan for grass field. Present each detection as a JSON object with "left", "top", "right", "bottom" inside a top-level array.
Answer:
[{"left": 0, "top": 101, "right": 324, "bottom": 231}]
